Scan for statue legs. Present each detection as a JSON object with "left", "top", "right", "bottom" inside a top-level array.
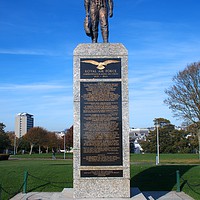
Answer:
[
  {"left": 100, "top": 7, "right": 108, "bottom": 43},
  {"left": 92, "top": 31, "right": 98, "bottom": 43},
  {"left": 90, "top": 5, "right": 109, "bottom": 43},
  {"left": 102, "top": 30, "right": 108, "bottom": 43},
  {"left": 92, "top": 30, "right": 108, "bottom": 43},
  {"left": 90, "top": 5, "right": 98, "bottom": 43}
]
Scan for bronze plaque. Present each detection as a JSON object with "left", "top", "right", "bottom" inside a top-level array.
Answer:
[
  {"left": 80, "top": 82, "right": 122, "bottom": 166},
  {"left": 80, "top": 58, "right": 121, "bottom": 79},
  {"left": 81, "top": 170, "right": 123, "bottom": 177}
]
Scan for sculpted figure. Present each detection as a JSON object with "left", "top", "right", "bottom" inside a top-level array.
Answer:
[{"left": 84, "top": 0, "right": 113, "bottom": 43}]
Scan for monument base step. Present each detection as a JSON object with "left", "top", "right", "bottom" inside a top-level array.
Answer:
[
  {"left": 57, "top": 188, "right": 147, "bottom": 200},
  {"left": 11, "top": 188, "right": 194, "bottom": 200},
  {"left": 10, "top": 188, "right": 147, "bottom": 200}
]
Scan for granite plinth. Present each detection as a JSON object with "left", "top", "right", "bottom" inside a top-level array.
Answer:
[{"left": 73, "top": 43, "right": 130, "bottom": 198}]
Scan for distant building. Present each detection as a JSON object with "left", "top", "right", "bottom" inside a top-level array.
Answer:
[
  {"left": 55, "top": 131, "right": 65, "bottom": 138},
  {"left": 175, "top": 126, "right": 187, "bottom": 131},
  {"left": 15, "top": 112, "right": 34, "bottom": 138},
  {"left": 129, "top": 128, "right": 149, "bottom": 153},
  {"left": 129, "top": 128, "right": 149, "bottom": 141}
]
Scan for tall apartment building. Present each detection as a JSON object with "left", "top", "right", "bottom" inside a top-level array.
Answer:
[{"left": 15, "top": 112, "right": 34, "bottom": 138}]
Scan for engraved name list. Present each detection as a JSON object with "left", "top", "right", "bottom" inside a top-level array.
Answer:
[{"left": 80, "top": 82, "right": 122, "bottom": 166}]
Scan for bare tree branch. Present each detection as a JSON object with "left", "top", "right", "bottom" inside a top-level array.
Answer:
[{"left": 164, "top": 62, "right": 200, "bottom": 124}]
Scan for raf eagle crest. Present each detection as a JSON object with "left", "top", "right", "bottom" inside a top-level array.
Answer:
[{"left": 81, "top": 59, "right": 120, "bottom": 70}]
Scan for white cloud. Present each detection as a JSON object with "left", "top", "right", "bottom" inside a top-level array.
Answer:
[
  {"left": 0, "top": 83, "right": 71, "bottom": 91},
  {"left": 0, "top": 48, "right": 62, "bottom": 56}
]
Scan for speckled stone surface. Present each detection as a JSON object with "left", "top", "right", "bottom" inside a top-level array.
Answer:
[{"left": 73, "top": 43, "right": 130, "bottom": 198}]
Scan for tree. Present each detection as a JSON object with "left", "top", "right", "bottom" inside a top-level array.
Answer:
[
  {"left": 17, "top": 137, "right": 30, "bottom": 153},
  {"left": 0, "top": 123, "right": 6, "bottom": 134},
  {"left": 164, "top": 62, "right": 200, "bottom": 158},
  {"left": 153, "top": 118, "right": 175, "bottom": 130},
  {"left": 24, "top": 127, "right": 48, "bottom": 155},
  {"left": 0, "top": 123, "right": 11, "bottom": 153},
  {"left": 45, "top": 132, "right": 60, "bottom": 153},
  {"left": 7, "top": 131, "right": 15, "bottom": 154},
  {"left": 141, "top": 124, "right": 195, "bottom": 153},
  {"left": 153, "top": 118, "right": 170, "bottom": 127},
  {"left": 7, "top": 133, "right": 28, "bottom": 154},
  {"left": 0, "top": 133, "right": 11, "bottom": 153},
  {"left": 187, "top": 123, "right": 199, "bottom": 153},
  {"left": 66, "top": 126, "right": 73, "bottom": 150}
]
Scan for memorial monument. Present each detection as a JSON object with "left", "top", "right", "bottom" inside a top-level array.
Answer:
[
  {"left": 73, "top": 0, "right": 130, "bottom": 198},
  {"left": 84, "top": 0, "right": 113, "bottom": 43}
]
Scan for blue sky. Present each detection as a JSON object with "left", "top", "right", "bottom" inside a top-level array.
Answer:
[{"left": 1, "top": 0, "right": 200, "bottom": 131}]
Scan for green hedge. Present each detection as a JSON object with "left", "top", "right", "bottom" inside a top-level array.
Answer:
[{"left": 0, "top": 154, "right": 10, "bottom": 161}]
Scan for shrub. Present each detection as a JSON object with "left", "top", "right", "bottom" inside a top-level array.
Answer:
[{"left": 0, "top": 154, "right": 10, "bottom": 161}]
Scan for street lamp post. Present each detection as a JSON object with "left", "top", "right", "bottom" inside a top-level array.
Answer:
[
  {"left": 156, "top": 121, "right": 160, "bottom": 165},
  {"left": 14, "top": 134, "right": 16, "bottom": 155}
]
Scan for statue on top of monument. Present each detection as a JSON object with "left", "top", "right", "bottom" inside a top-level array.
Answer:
[{"left": 84, "top": 0, "right": 113, "bottom": 43}]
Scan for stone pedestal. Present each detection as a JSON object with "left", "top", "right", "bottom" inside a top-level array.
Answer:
[{"left": 73, "top": 43, "right": 130, "bottom": 198}]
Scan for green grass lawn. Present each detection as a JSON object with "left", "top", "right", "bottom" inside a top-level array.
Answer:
[
  {"left": 131, "top": 164, "right": 200, "bottom": 199},
  {"left": 131, "top": 153, "right": 200, "bottom": 164},
  {"left": 0, "top": 159, "right": 73, "bottom": 200},
  {"left": 0, "top": 154, "right": 199, "bottom": 200}
]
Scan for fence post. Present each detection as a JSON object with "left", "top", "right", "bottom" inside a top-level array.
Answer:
[
  {"left": 23, "top": 171, "right": 28, "bottom": 194},
  {"left": 176, "top": 170, "right": 180, "bottom": 192}
]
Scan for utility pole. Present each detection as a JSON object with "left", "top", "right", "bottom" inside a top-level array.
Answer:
[
  {"left": 156, "top": 120, "right": 160, "bottom": 165},
  {"left": 14, "top": 134, "right": 16, "bottom": 155}
]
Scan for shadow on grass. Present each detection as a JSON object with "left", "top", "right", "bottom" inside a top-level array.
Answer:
[
  {"left": 131, "top": 165, "right": 196, "bottom": 191},
  {"left": 27, "top": 172, "right": 73, "bottom": 193},
  {"left": 28, "top": 183, "right": 51, "bottom": 192}
]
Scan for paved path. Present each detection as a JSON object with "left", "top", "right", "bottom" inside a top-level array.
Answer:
[{"left": 11, "top": 188, "right": 194, "bottom": 200}]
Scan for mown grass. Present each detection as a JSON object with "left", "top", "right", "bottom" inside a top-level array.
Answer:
[
  {"left": 0, "top": 159, "right": 73, "bottom": 200},
  {"left": 131, "top": 164, "right": 200, "bottom": 199},
  {"left": 131, "top": 153, "right": 200, "bottom": 164},
  {"left": 0, "top": 154, "right": 199, "bottom": 200}
]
